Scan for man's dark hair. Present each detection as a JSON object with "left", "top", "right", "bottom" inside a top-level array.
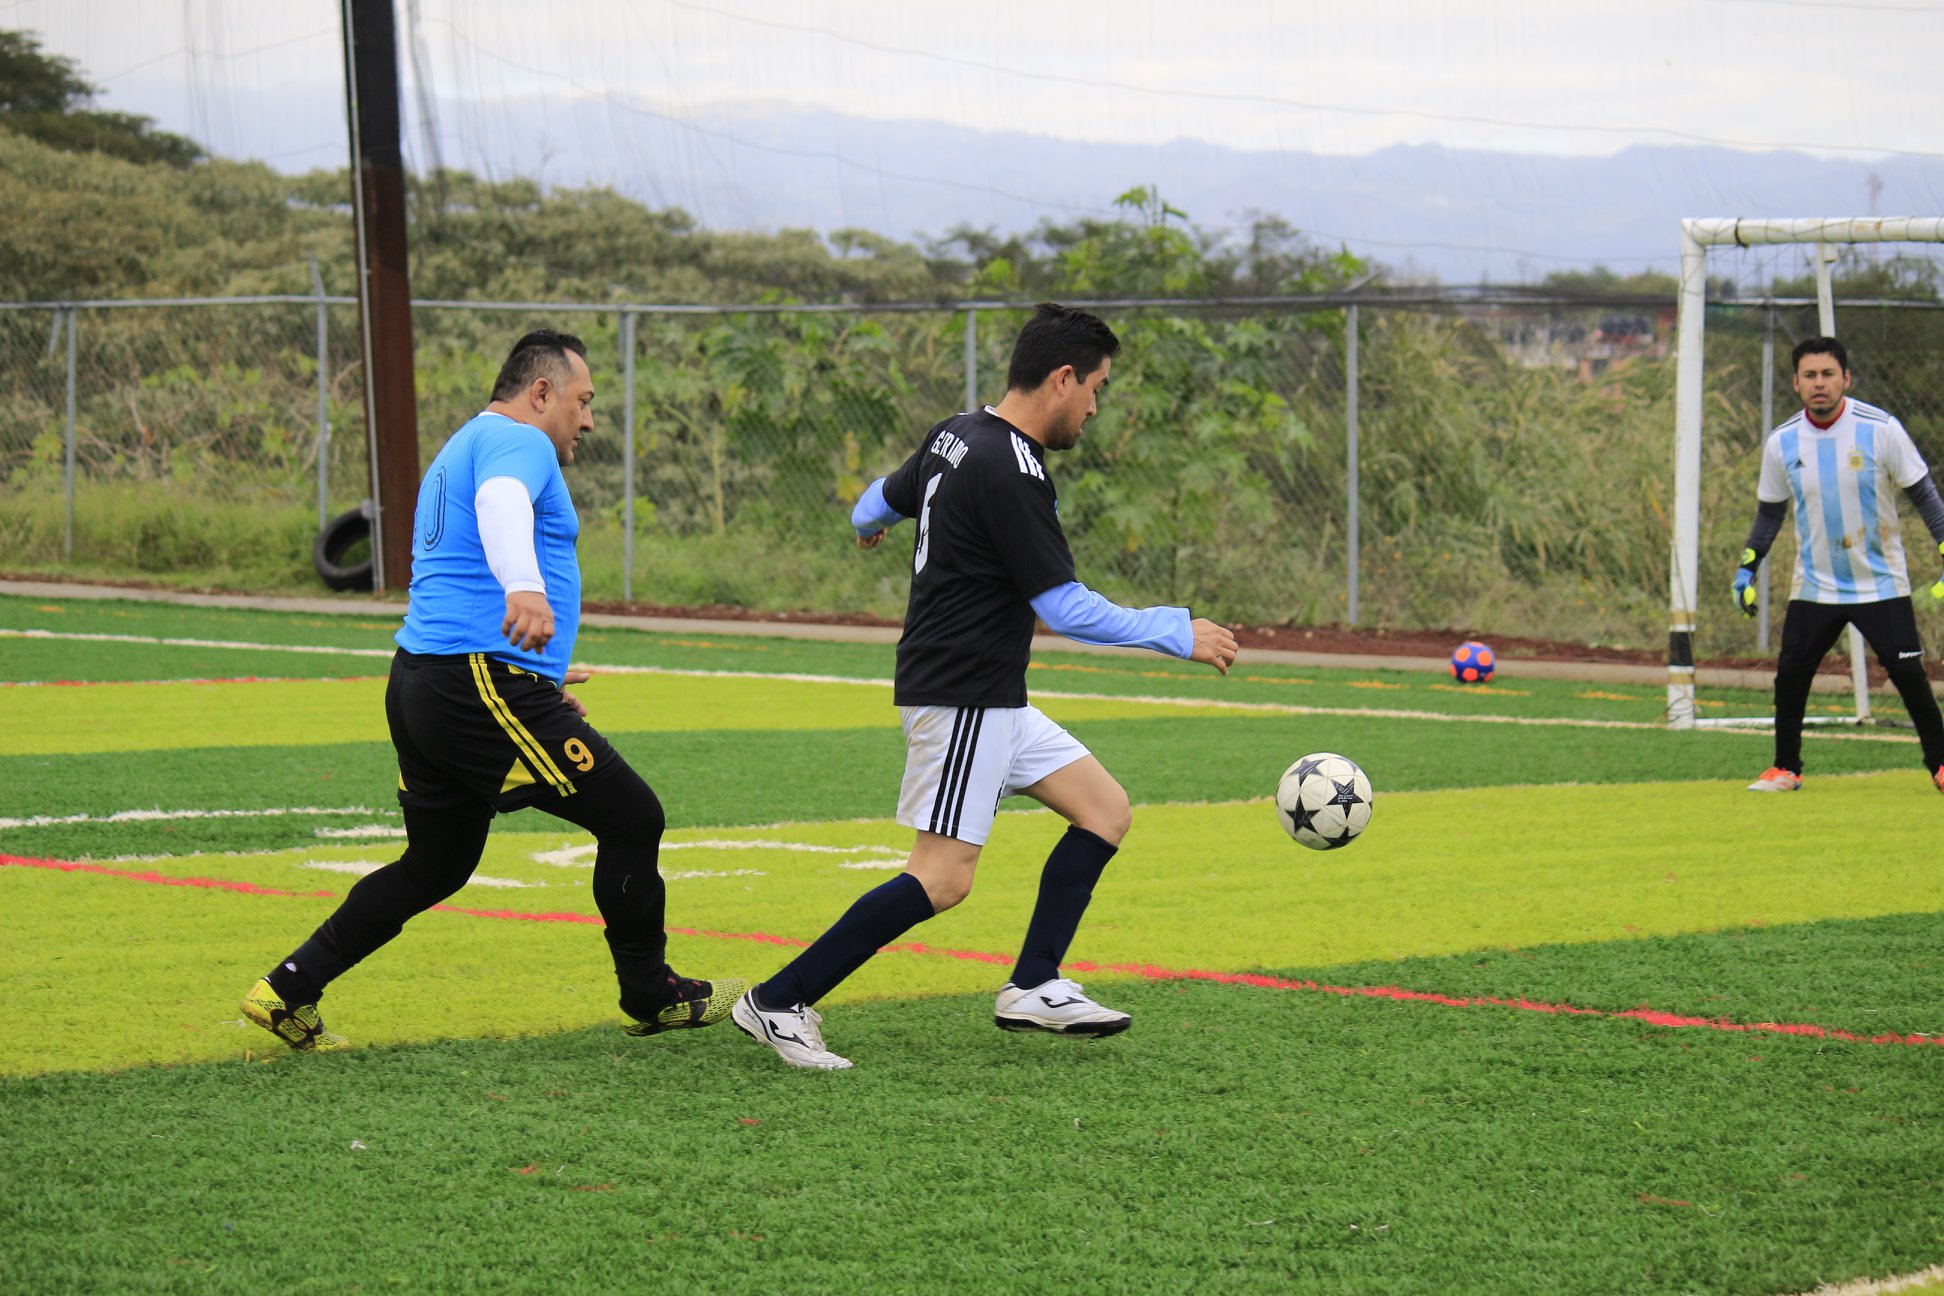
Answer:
[
  {"left": 1005, "top": 303, "right": 1120, "bottom": 392},
  {"left": 1791, "top": 335, "right": 1848, "bottom": 374},
  {"left": 491, "top": 329, "right": 588, "bottom": 402}
]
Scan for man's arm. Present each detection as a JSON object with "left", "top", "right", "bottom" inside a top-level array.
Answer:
[
  {"left": 1732, "top": 499, "right": 1788, "bottom": 616},
  {"left": 1904, "top": 473, "right": 1944, "bottom": 600},
  {"left": 1905, "top": 473, "right": 1944, "bottom": 546},
  {"left": 1742, "top": 499, "right": 1788, "bottom": 564},
  {"left": 476, "top": 475, "right": 553, "bottom": 652},
  {"left": 1030, "top": 580, "right": 1238, "bottom": 673},
  {"left": 851, "top": 477, "right": 908, "bottom": 548}
]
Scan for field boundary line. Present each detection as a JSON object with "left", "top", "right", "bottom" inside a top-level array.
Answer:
[
  {"left": 0, "top": 628, "right": 395, "bottom": 657},
  {"left": 8, "top": 851, "right": 1937, "bottom": 1050},
  {"left": 4, "top": 628, "right": 1915, "bottom": 743},
  {"left": 0, "top": 579, "right": 1840, "bottom": 688},
  {"left": 0, "top": 805, "right": 381, "bottom": 830}
]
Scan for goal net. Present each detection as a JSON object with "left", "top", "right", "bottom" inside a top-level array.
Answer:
[{"left": 1668, "top": 217, "right": 1944, "bottom": 731}]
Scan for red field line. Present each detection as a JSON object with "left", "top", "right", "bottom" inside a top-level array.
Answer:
[
  {"left": 7, "top": 852, "right": 1939, "bottom": 1049},
  {"left": 1, "top": 853, "right": 335, "bottom": 897},
  {"left": 0, "top": 675, "right": 383, "bottom": 688}
]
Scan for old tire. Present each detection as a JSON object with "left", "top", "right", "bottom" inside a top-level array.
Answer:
[{"left": 313, "top": 503, "right": 376, "bottom": 592}]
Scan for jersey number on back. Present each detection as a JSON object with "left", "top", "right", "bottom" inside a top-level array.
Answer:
[
  {"left": 913, "top": 473, "right": 944, "bottom": 574},
  {"left": 421, "top": 467, "right": 447, "bottom": 551}
]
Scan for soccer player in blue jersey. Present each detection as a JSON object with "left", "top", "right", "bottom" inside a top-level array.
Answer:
[
  {"left": 1734, "top": 336, "right": 1944, "bottom": 794},
  {"left": 241, "top": 330, "right": 744, "bottom": 1051},
  {"left": 733, "top": 303, "right": 1240, "bottom": 1069}
]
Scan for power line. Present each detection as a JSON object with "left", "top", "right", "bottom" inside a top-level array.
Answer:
[
  {"left": 1698, "top": 0, "right": 1944, "bottom": 11},
  {"left": 420, "top": 20, "right": 1121, "bottom": 222},
  {"left": 660, "top": 0, "right": 1944, "bottom": 161},
  {"left": 96, "top": 27, "right": 335, "bottom": 85}
]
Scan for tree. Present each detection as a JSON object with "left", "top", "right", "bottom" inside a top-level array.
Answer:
[{"left": 0, "top": 29, "right": 202, "bottom": 169}]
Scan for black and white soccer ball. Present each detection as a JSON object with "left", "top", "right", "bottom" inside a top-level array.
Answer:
[{"left": 1274, "top": 752, "right": 1374, "bottom": 851}]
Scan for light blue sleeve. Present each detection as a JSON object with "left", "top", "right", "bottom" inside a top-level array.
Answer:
[
  {"left": 473, "top": 420, "right": 557, "bottom": 500},
  {"left": 1030, "top": 580, "right": 1195, "bottom": 658},
  {"left": 851, "top": 477, "right": 907, "bottom": 536}
]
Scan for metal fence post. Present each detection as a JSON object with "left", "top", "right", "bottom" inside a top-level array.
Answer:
[
  {"left": 1756, "top": 305, "right": 1775, "bottom": 651},
  {"left": 1345, "top": 302, "right": 1361, "bottom": 626},
  {"left": 63, "top": 306, "right": 77, "bottom": 564},
  {"left": 621, "top": 309, "right": 637, "bottom": 605},
  {"left": 312, "top": 257, "right": 331, "bottom": 530},
  {"left": 963, "top": 307, "right": 977, "bottom": 413}
]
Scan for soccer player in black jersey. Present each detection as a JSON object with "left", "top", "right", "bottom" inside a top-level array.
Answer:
[{"left": 733, "top": 303, "right": 1239, "bottom": 1069}]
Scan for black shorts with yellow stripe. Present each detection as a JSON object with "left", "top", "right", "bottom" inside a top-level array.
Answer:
[{"left": 386, "top": 648, "right": 623, "bottom": 813}]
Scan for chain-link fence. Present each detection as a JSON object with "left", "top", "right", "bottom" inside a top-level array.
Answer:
[{"left": 3, "top": 289, "right": 1941, "bottom": 655}]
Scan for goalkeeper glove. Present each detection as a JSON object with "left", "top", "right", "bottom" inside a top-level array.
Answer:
[
  {"left": 1931, "top": 540, "right": 1944, "bottom": 604},
  {"left": 1732, "top": 547, "right": 1759, "bottom": 617}
]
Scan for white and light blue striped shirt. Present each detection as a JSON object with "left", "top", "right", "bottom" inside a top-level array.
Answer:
[{"left": 1757, "top": 399, "right": 1930, "bottom": 603}]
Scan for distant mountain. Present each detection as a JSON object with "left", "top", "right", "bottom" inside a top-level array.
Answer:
[{"left": 433, "top": 97, "right": 1944, "bottom": 284}]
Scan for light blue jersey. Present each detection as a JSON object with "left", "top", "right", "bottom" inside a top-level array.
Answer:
[
  {"left": 1756, "top": 398, "right": 1929, "bottom": 604},
  {"left": 396, "top": 411, "right": 581, "bottom": 682}
]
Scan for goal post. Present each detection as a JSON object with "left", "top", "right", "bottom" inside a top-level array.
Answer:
[{"left": 1667, "top": 216, "right": 1944, "bottom": 730}]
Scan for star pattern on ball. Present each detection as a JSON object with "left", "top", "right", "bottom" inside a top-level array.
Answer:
[
  {"left": 1292, "top": 798, "right": 1356, "bottom": 848},
  {"left": 1327, "top": 778, "right": 1365, "bottom": 809},
  {"left": 1289, "top": 755, "right": 1329, "bottom": 783}
]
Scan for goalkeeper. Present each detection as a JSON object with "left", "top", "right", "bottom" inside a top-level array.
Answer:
[{"left": 1733, "top": 336, "right": 1944, "bottom": 794}]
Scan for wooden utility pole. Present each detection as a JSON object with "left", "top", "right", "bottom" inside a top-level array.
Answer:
[{"left": 340, "top": 0, "right": 419, "bottom": 591}]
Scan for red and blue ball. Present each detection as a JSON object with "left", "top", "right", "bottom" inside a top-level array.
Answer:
[{"left": 1450, "top": 640, "right": 1495, "bottom": 683}]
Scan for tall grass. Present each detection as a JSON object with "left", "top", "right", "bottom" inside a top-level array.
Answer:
[{"left": 6, "top": 303, "right": 1939, "bottom": 652}]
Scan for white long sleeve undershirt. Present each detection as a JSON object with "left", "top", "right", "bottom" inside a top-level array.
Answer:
[{"left": 475, "top": 475, "right": 545, "bottom": 594}]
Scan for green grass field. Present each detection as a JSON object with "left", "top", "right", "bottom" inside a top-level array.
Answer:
[{"left": 1, "top": 593, "right": 1940, "bottom": 1295}]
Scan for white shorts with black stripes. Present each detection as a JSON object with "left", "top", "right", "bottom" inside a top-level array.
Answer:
[{"left": 895, "top": 704, "right": 1090, "bottom": 846}]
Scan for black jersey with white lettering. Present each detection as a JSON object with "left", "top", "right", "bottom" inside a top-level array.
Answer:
[{"left": 881, "top": 408, "right": 1076, "bottom": 707}]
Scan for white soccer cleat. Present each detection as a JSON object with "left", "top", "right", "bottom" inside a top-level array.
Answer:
[
  {"left": 731, "top": 991, "right": 853, "bottom": 1070},
  {"left": 994, "top": 978, "right": 1131, "bottom": 1037},
  {"left": 1747, "top": 767, "right": 1804, "bottom": 792}
]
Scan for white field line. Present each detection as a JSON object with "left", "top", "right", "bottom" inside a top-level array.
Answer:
[
  {"left": 0, "top": 805, "right": 378, "bottom": 830},
  {"left": 37, "top": 845, "right": 769, "bottom": 883},
  {"left": 0, "top": 628, "right": 393, "bottom": 658},
  {"left": 6, "top": 762, "right": 1917, "bottom": 848},
  {"left": 532, "top": 839, "right": 903, "bottom": 868},
  {"left": 3, "top": 627, "right": 1915, "bottom": 744},
  {"left": 0, "top": 800, "right": 895, "bottom": 874},
  {"left": 300, "top": 859, "right": 535, "bottom": 889},
  {"left": 1794, "top": 1264, "right": 1944, "bottom": 1296},
  {"left": 76, "top": 848, "right": 371, "bottom": 864}
]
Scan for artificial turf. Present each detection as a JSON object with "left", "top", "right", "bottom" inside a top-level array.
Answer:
[
  {"left": 7, "top": 779, "right": 1940, "bottom": 1075},
  {"left": 3, "top": 592, "right": 1939, "bottom": 1294},
  {"left": 1, "top": 918, "right": 1937, "bottom": 1296}
]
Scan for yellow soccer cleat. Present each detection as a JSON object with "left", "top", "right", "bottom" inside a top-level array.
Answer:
[
  {"left": 240, "top": 978, "right": 349, "bottom": 1053},
  {"left": 621, "top": 974, "right": 748, "bottom": 1037}
]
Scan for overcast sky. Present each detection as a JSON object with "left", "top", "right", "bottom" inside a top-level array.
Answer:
[
  {"left": 9, "top": 0, "right": 1943, "bottom": 281},
  {"left": 12, "top": 0, "right": 1942, "bottom": 168}
]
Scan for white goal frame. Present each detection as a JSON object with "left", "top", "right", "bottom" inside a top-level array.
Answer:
[{"left": 1667, "top": 216, "right": 1944, "bottom": 730}]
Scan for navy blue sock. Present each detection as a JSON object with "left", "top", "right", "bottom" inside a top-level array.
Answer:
[
  {"left": 1012, "top": 826, "right": 1118, "bottom": 991},
  {"left": 756, "top": 873, "right": 934, "bottom": 1010}
]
